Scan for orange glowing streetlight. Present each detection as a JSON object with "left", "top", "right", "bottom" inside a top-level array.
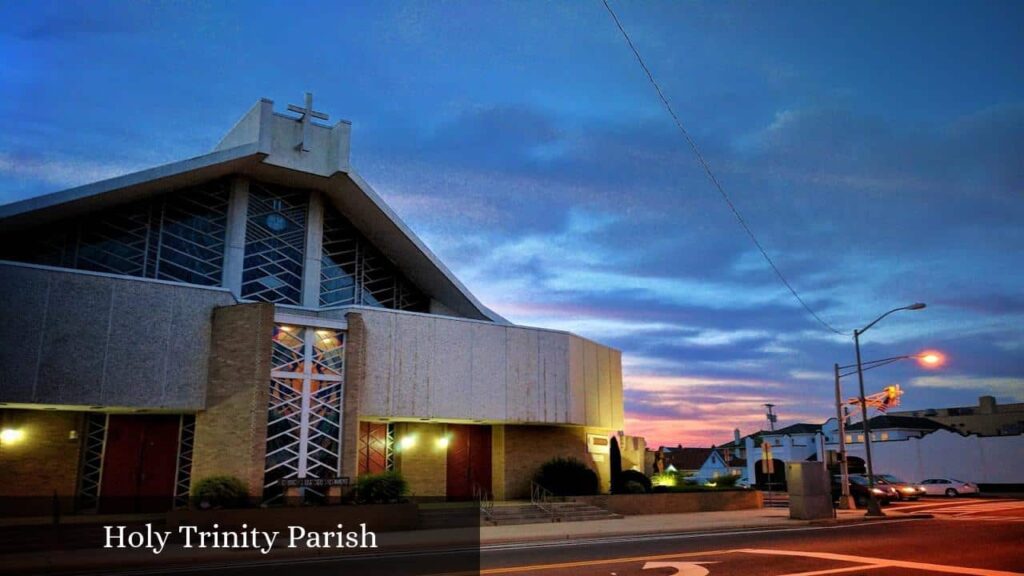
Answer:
[{"left": 916, "top": 350, "right": 945, "bottom": 368}]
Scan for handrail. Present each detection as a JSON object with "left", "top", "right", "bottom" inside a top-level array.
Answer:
[
  {"left": 474, "top": 484, "right": 494, "bottom": 523},
  {"left": 530, "top": 481, "right": 559, "bottom": 521}
]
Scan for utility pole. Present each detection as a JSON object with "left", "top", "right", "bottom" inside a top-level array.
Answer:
[
  {"left": 834, "top": 363, "right": 855, "bottom": 509},
  {"left": 764, "top": 404, "right": 777, "bottom": 431}
]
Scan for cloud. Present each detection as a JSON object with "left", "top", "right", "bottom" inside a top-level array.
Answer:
[
  {"left": 0, "top": 152, "right": 142, "bottom": 190},
  {"left": 910, "top": 376, "right": 1024, "bottom": 402}
]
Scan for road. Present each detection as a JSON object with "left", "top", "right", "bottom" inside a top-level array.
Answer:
[{"left": 43, "top": 497, "right": 1024, "bottom": 576}]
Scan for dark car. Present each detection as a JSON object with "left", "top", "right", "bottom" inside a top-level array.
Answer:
[
  {"left": 832, "top": 474, "right": 898, "bottom": 508},
  {"left": 873, "top": 474, "right": 926, "bottom": 501}
]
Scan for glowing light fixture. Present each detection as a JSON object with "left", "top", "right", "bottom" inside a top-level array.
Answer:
[
  {"left": 0, "top": 428, "right": 25, "bottom": 445},
  {"left": 399, "top": 434, "right": 417, "bottom": 450},
  {"left": 436, "top": 435, "right": 450, "bottom": 450},
  {"left": 917, "top": 350, "right": 945, "bottom": 368}
]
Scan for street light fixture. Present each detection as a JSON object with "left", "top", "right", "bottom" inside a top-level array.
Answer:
[
  {"left": 854, "top": 302, "right": 926, "bottom": 517},
  {"left": 832, "top": 350, "right": 942, "bottom": 510}
]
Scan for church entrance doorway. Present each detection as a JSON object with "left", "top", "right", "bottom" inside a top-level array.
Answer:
[
  {"left": 98, "top": 415, "right": 180, "bottom": 513},
  {"left": 446, "top": 424, "right": 491, "bottom": 501}
]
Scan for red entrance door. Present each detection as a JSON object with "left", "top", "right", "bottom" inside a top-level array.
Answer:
[
  {"left": 99, "top": 415, "right": 181, "bottom": 513},
  {"left": 446, "top": 425, "right": 492, "bottom": 501}
]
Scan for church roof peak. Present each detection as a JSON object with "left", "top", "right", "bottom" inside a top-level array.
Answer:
[{"left": 214, "top": 94, "right": 352, "bottom": 178}]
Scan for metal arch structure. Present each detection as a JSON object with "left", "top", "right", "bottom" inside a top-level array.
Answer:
[{"left": 263, "top": 323, "right": 346, "bottom": 505}]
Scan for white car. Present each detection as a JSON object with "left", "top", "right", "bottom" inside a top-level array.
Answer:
[{"left": 920, "top": 478, "right": 979, "bottom": 497}]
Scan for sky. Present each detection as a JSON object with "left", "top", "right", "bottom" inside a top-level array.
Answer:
[{"left": 1, "top": 1, "right": 1022, "bottom": 448}]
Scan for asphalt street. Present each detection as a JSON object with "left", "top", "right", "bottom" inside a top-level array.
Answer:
[{"left": 50, "top": 497, "right": 1024, "bottom": 576}]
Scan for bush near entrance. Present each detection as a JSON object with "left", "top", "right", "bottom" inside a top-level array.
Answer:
[
  {"left": 614, "top": 469, "right": 652, "bottom": 494},
  {"left": 355, "top": 471, "right": 408, "bottom": 504},
  {"left": 535, "top": 457, "right": 599, "bottom": 496},
  {"left": 191, "top": 475, "right": 249, "bottom": 509}
]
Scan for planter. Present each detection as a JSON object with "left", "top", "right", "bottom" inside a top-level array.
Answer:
[
  {"left": 573, "top": 490, "right": 762, "bottom": 515},
  {"left": 167, "top": 502, "right": 419, "bottom": 533}
]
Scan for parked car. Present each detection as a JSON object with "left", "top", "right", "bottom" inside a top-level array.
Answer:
[
  {"left": 920, "top": 478, "right": 980, "bottom": 497},
  {"left": 832, "top": 474, "right": 898, "bottom": 508},
  {"left": 873, "top": 474, "right": 926, "bottom": 501}
]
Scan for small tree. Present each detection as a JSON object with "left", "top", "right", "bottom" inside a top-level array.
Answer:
[{"left": 614, "top": 469, "right": 652, "bottom": 493}]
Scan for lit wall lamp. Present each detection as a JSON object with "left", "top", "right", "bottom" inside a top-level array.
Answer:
[
  {"left": 399, "top": 434, "right": 417, "bottom": 451},
  {"left": 436, "top": 435, "right": 450, "bottom": 450},
  {"left": 0, "top": 428, "right": 25, "bottom": 445}
]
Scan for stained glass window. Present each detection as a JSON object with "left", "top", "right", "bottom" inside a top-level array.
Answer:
[
  {"left": 263, "top": 323, "right": 346, "bottom": 505},
  {"left": 241, "top": 183, "right": 308, "bottom": 304},
  {"left": 320, "top": 203, "right": 428, "bottom": 312},
  {"left": 0, "top": 180, "right": 229, "bottom": 286}
]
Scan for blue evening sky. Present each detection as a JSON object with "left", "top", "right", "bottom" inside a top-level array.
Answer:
[{"left": 1, "top": 1, "right": 1022, "bottom": 446}]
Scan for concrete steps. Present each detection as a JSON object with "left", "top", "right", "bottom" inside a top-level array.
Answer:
[
  {"left": 417, "top": 500, "right": 624, "bottom": 528},
  {"left": 417, "top": 504, "right": 481, "bottom": 529},
  {"left": 484, "top": 501, "right": 622, "bottom": 526}
]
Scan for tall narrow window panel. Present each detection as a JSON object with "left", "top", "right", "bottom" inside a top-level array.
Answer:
[
  {"left": 320, "top": 203, "right": 428, "bottom": 312},
  {"left": 241, "top": 182, "right": 308, "bottom": 304}
]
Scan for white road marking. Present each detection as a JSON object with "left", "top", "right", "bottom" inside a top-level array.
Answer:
[
  {"left": 774, "top": 564, "right": 887, "bottom": 576},
  {"left": 641, "top": 560, "right": 715, "bottom": 575},
  {"left": 739, "top": 547, "right": 1024, "bottom": 576}
]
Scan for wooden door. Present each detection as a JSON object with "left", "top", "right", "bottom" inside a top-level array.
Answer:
[
  {"left": 99, "top": 415, "right": 180, "bottom": 513},
  {"left": 446, "top": 424, "right": 492, "bottom": 501}
]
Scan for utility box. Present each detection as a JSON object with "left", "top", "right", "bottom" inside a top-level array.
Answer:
[{"left": 786, "top": 462, "right": 833, "bottom": 520}]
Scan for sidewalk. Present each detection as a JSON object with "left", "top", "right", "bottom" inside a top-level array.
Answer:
[{"left": 0, "top": 508, "right": 901, "bottom": 575}]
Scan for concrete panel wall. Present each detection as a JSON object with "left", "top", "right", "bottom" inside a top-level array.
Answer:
[
  {"left": 0, "top": 263, "right": 236, "bottom": 409},
  {"left": 356, "top": 308, "right": 623, "bottom": 428},
  {"left": 842, "top": 430, "right": 1024, "bottom": 484}
]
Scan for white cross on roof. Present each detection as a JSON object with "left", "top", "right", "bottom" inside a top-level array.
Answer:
[{"left": 287, "top": 92, "right": 329, "bottom": 152}]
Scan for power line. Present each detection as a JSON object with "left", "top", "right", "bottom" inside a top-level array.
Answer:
[{"left": 600, "top": 0, "right": 847, "bottom": 336}]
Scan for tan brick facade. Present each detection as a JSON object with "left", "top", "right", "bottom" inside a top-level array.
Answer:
[
  {"left": 191, "top": 302, "right": 274, "bottom": 498},
  {"left": 393, "top": 422, "right": 448, "bottom": 498},
  {"left": 493, "top": 425, "right": 615, "bottom": 499},
  {"left": 340, "top": 312, "right": 366, "bottom": 482},
  {"left": 0, "top": 409, "right": 83, "bottom": 499}
]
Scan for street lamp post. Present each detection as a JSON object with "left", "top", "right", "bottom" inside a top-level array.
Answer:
[{"left": 853, "top": 302, "right": 926, "bottom": 518}]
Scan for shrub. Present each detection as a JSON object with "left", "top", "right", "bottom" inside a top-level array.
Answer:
[
  {"left": 191, "top": 475, "right": 248, "bottom": 509},
  {"left": 614, "top": 469, "right": 652, "bottom": 494},
  {"left": 622, "top": 480, "right": 647, "bottom": 494},
  {"left": 713, "top": 474, "right": 740, "bottom": 488},
  {"left": 534, "top": 457, "right": 599, "bottom": 496},
  {"left": 355, "top": 471, "right": 408, "bottom": 504}
]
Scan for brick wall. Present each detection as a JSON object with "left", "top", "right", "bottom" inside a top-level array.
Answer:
[
  {"left": 497, "top": 425, "right": 614, "bottom": 499},
  {"left": 340, "top": 312, "right": 366, "bottom": 481},
  {"left": 0, "top": 409, "right": 83, "bottom": 497},
  {"left": 191, "top": 302, "right": 274, "bottom": 498},
  {"left": 0, "top": 409, "right": 84, "bottom": 515},
  {"left": 394, "top": 422, "right": 447, "bottom": 498}
]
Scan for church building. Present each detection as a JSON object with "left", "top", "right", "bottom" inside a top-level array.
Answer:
[{"left": 0, "top": 96, "right": 624, "bottom": 513}]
